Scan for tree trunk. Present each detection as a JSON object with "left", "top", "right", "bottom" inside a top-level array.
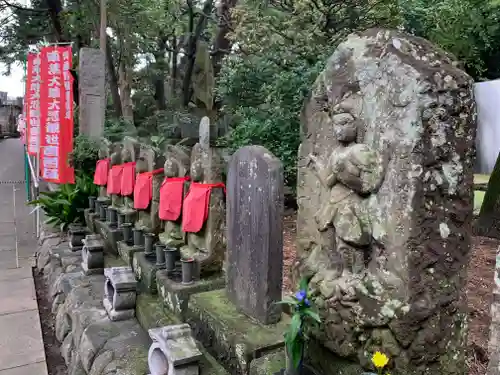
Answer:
[
  {"left": 153, "top": 36, "right": 167, "bottom": 111},
  {"left": 105, "top": 37, "right": 123, "bottom": 118},
  {"left": 211, "top": 0, "right": 238, "bottom": 77},
  {"left": 181, "top": 0, "right": 213, "bottom": 107},
  {"left": 118, "top": 60, "right": 134, "bottom": 123}
]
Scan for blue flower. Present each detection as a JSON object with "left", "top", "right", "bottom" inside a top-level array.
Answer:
[
  {"left": 295, "top": 289, "right": 307, "bottom": 303},
  {"left": 304, "top": 298, "right": 310, "bottom": 307}
]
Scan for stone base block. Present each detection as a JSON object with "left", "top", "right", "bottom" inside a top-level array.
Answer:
[
  {"left": 118, "top": 240, "right": 144, "bottom": 268},
  {"left": 69, "top": 242, "right": 83, "bottom": 252},
  {"left": 95, "top": 219, "right": 122, "bottom": 255},
  {"left": 157, "top": 270, "right": 225, "bottom": 320},
  {"left": 249, "top": 351, "right": 285, "bottom": 375},
  {"left": 81, "top": 262, "right": 104, "bottom": 276},
  {"left": 186, "top": 289, "right": 289, "bottom": 375},
  {"left": 133, "top": 252, "right": 160, "bottom": 294},
  {"left": 103, "top": 297, "right": 135, "bottom": 322},
  {"left": 84, "top": 208, "right": 99, "bottom": 233}
]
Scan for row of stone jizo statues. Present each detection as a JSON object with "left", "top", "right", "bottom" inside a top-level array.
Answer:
[
  {"left": 87, "top": 117, "right": 231, "bottom": 284},
  {"left": 71, "top": 116, "right": 285, "bottom": 375}
]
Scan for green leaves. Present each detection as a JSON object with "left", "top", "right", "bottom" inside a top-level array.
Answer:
[{"left": 27, "top": 173, "right": 97, "bottom": 230}]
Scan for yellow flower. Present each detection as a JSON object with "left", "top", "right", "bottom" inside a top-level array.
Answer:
[{"left": 372, "top": 351, "right": 389, "bottom": 369}]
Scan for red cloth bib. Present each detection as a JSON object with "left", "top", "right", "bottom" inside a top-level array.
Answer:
[
  {"left": 107, "top": 165, "right": 123, "bottom": 195},
  {"left": 120, "top": 162, "right": 136, "bottom": 196},
  {"left": 133, "top": 169, "right": 164, "bottom": 210},
  {"left": 159, "top": 177, "right": 190, "bottom": 221},
  {"left": 94, "top": 158, "right": 110, "bottom": 186},
  {"left": 181, "top": 183, "right": 226, "bottom": 233}
]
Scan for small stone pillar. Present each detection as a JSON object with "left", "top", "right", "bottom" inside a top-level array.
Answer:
[
  {"left": 68, "top": 224, "right": 87, "bottom": 251},
  {"left": 148, "top": 324, "right": 202, "bottom": 375},
  {"left": 103, "top": 267, "right": 137, "bottom": 321},
  {"left": 81, "top": 234, "right": 104, "bottom": 275}
]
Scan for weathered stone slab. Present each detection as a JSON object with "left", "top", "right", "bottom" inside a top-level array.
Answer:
[
  {"left": 133, "top": 252, "right": 160, "bottom": 294},
  {"left": 186, "top": 289, "right": 289, "bottom": 375},
  {"left": 157, "top": 270, "right": 225, "bottom": 320},
  {"left": 117, "top": 240, "right": 144, "bottom": 269},
  {"left": 296, "top": 29, "right": 476, "bottom": 374},
  {"left": 94, "top": 219, "right": 122, "bottom": 255},
  {"left": 226, "top": 145, "right": 284, "bottom": 324},
  {"left": 78, "top": 48, "right": 105, "bottom": 138}
]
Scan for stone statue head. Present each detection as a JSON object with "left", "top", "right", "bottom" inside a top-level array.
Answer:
[
  {"left": 191, "top": 159, "right": 204, "bottom": 182},
  {"left": 332, "top": 113, "right": 357, "bottom": 143},
  {"left": 164, "top": 158, "right": 179, "bottom": 178},
  {"left": 121, "top": 147, "right": 132, "bottom": 163}
]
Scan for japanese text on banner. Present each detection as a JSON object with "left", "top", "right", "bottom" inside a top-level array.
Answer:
[
  {"left": 25, "top": 52, "right": 42, "bottom": 155},
  {"left": 39, "top": 45, "right": 74, "bottom": 184}
]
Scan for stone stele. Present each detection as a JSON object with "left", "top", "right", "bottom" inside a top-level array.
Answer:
[{"left": 296, "top": 28, "right": 476, "bottom": 375}]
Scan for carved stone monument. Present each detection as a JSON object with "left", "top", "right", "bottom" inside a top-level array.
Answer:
[
  {"left": 180, "top": 117, "right": 226, "bottom": 279},
  {"left": 78, "top": 48, "right": 105, "bottom": 138},
  {"left": 148, "top": 324, "right": 202, "bottom": 375},
  {"left": 226, "top": 145, "right": 284, "bottom": 325},
  {"left": 296, "top": 29, "right": 476, "bottom": 374},
  {"left": 81, "top": 234, "right": 104, "bottom": 275},
  {"left": 158, "top": 145, "right": 191, "bottom": 249},
  {"left": 103, "top": 266, "right": 138, "bottom": 321}
]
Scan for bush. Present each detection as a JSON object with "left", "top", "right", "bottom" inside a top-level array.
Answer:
[
  {"left": 70, "top": 135, "right": 100, "bottom": 176},
  {"left": 28, "top": 174, "right": 98, "bottom": 230}
]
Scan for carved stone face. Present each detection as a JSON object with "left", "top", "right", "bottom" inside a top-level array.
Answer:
[
  {"left": 191, "top": 160, "right": 204, "bottom": 182},
  {"left": 164, "top": 158, "right": 179, "bottom": 178},
  {"left": 332, "top": 113, "right": 357, "bottom": 143},
  {"left": 121, "top": 148, "right": 132, "bottom": 163}
]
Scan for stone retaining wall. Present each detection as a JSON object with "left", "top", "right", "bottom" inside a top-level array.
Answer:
[{"left": 35, "top": 229, "right": 150, "bottom": 375}]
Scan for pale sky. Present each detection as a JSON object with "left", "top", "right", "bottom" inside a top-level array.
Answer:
[{"left": 0, "top": 62, "right": 25, "bottom": 98}]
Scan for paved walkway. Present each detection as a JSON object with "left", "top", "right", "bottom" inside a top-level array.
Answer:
[{"left": 0, "top": 138, "right": 47, "bottom": 375}]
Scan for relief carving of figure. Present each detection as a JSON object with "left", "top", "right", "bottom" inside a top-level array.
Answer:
[{"left": 307, "top": 102, "right": 386, "bottom": 276}]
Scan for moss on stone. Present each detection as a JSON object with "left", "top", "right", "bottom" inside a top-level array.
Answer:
[
  {"left": 186, "top": 289, "right": 289, "bottom": 375},
  {"left": 133, "top": 252, "right": 159, "bottom": 294},
  {"left": 104, "top": 254, "right": 127, "bottom": 268},
  {"left": 249, "top": 351, "right": 285, "bottom": 375},
  {"left": 135, "top": 293, "right": 180, "bottom": 331},
  {"left": 121, "top": 347, "right": 149, "bottom": 375}
]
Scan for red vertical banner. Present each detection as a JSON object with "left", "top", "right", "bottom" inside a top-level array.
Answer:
[
  {"left": 39, "top": 45, "right": 75, "bottom": 184},
  {"left": 25, "top": 52, "right": 42, "bottom": 155}
]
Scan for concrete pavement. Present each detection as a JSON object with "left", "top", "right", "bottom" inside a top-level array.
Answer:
[{"left": 0, "top": 138, "right": 48, "bottom": 375}]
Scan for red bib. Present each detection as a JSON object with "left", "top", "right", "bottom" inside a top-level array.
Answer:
[
  {"left": 159, "top": 176, "right": 190, "bottom": 221},
  {"left": 94, "top": 158, "right": 110, "bottom": 186},
  {"left": 107, "top": 165, "right": 123, "bottom": 195},
  {"left": 133, "top": 169, "right": 164, "bottom": 210},
  {"left": 181, "top": 183, "right": 226, "bottom": 233},
  {"left": 120, "top": 162, "right": 136, "bottom": 196}
]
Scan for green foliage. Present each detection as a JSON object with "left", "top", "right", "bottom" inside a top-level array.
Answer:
[
  {"left": 28, "top": 174, "right": 98, "bottom": 230},
  {"left": 70, "top": 135, "right": 100, "bottom": 176},
  {"left": 104, "top": 117, "right": 138, "bottom": 142},
  {"left": 278, "top": 277, "right": 320, "bottom": 370},
  {"left": 401, "top": 0, "right": 500, "bottom": 80}
]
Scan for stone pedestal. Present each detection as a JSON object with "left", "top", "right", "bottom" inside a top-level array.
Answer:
[
  {"left": 148, "top": 324, "right": 202, "bottom": 375},
  {"left": 186, "top": 289, "right": 289, "bottom": 375},
  {"left": 157, "top": 270, "right": 225, "bottom": 320},
  {"left": 95, "top": 219, "right": 123, "bottom": 255},
  {"left": 117, "top": 240, "right": 145, "bottom": 268},
  {"left": 81, "top": 234, "right": 104, "bottom": 275},
  {"left": 68, "top": 224, "right": 88, "bottom": 252},
  {"left": 133, "top": 252, "right": 160, "bottom": 294},
  {"left": 103, "top": 266, "right": 137, "bottom": 321}
]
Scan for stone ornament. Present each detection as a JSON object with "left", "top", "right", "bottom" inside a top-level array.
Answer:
[
  {"left": 103, "top": 266, "right": 137, "bottom": 321},
  {"left": 68, "top": 224, "right": 87, "bottom": 251},
  {"left": 296, "top": 29, "right": 476, "bottom": 374},
  {"left": 148, "top": 324, "right": 202, "bottom": 375},
  {"left": 81, "top": 234, "right": 104, "bottom": 275}
]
